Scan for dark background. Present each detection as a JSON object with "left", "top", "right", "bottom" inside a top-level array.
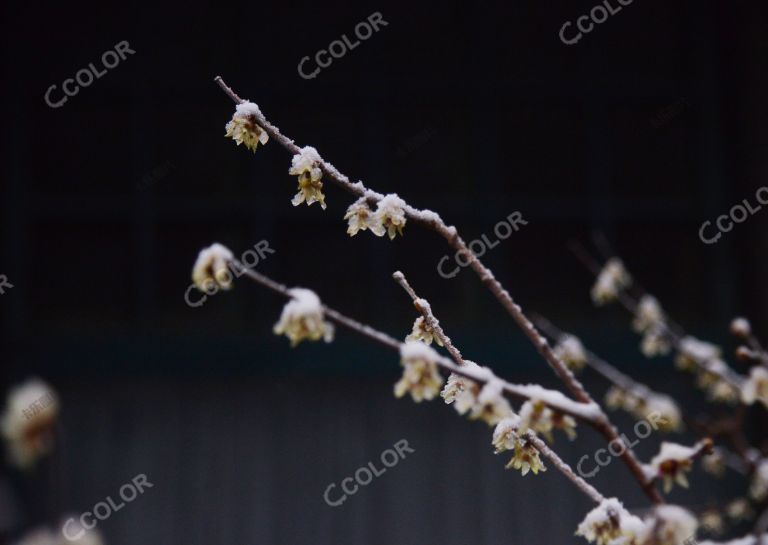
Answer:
[{"left": 1, "top": 0, "right": 767, "bottom": 544}]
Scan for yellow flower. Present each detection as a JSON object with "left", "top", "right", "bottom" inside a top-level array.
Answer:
[
  {"left": 591, "top": 258, "right": 631, "bottom": 305},
  {"left": 224, "top": 102, "right": 269, "bottom": 152},
  {"left": 506, "top": 439, "right": 546, "bottom": 476},
  {"left": 649, "top": 442, "right": 695, "bottom": 493},
  {"left": 742, "top": 366, "right": 768, "bottom": 408},
  {"left": 372, "top": 194, "right": 406, "bottom": 239},
  {"left": 289, "top": 146, "right": 326, "bottom": 209},
  {"left": 344, "top": 199, "right": 376, "bottom": 236},
  {"left": 469, "top": 380, "right": 513, "bottom": 425},
  {"left": 519, "top": 399, "right": 576, "bottom": 442},
  {"left": 273, "top": 288, "right": 334, "bottom": 346},
  {"left": 576, "top": 498, "right": 647, "bottom": 545},
  {"left": 1, "top": 380, "right": 59, "bottom": 469},
  {"left": 394, "top": 342, "right": 443, "bottom": 402},
  {"left": 553, "top": 335, "right": 587, "bottom": 371},
  {"left": 405, "top": 316, "right": 444, "bottom": 346},
  {"left": 192, "top": 243, "right": 234, "bottom": 293}
]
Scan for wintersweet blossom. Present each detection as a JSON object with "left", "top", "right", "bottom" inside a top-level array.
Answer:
[
  {"left": 518, "top": 399, "right": 576, "bottom": 442},
  {"left": 344, "top": 198, "right": 376, "bottom": 236},
  {"left": 701, "top": 448, "right": 726, "bottom": 477},
  {"left": 492, "top": 418, "right": 546, "bottom": 476},
  {"left": 749, "top": 459, "right": 768, "bottom": 500},
  {"left": 726, "top": 498, "right": 754, "bottom": 522},
  {"left": 645, "top": 505, "right": 698, "bottom": 545},
  {"left": 730, "top": 317, "right": 752, "bottom": 338},
  {"left": 604, "top": 387, "right": 681, "bottom": 432},
  {"left": 289, "top": 146, "right": 327, "bottom": 209},
  {"left": 1, "top": 379, "right": 59, "bottom": 469},
  {"left": 405, "top": 316, "right": 444, "bottom": 346},
  {"left": 508, "top": 438, "right": 547, "bottom": 476},
  {"left": 632, "top": 295, "right": 671, "bottom": 356},
  {"left": 273, "top": 288, "right": 334, "bottom": 346},
  {"left": 440, "top": 360, "right": 482, "bottom": 415},
  {"left": 224, "top": 101, "right": 269, "bottom": 152},
  {"left": 699, "top": 510, "right": 725, "bottom": 535},
  {"left": 591, "top": 258, "right": 631, "bottom": 305},
  {"left": 742, "top": 366, "right": 768, "bottom": 408},
  {"left": 648, "top": 442, "right": 696, "bottom": 493},
  {"left": 394, "top": 342, "right": 443, "bottom": 402},
  {"left": 675, "top": 336, "right": 721, "bottom": 371},
  {"left": 553, "top": 335, "right": 587, "bottom": 371},
  {"left": 373, "top": 194, "right": 407, "bottom": 239},
  {"left": 576, "top": 498, "right": 646, "bottom": 545},
  {"left": 192, "top": 243, "right": 234, "bottom": 293},
  {"left": 468, "top": 379, "right": 513, "bottom": 425}
]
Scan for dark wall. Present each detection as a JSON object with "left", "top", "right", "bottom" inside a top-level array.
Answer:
[{"left": 1, "top": 0, "right": 767, "bottom": 543}]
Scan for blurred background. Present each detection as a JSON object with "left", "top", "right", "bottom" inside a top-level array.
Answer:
[{"left": 1, "top": 0, "right": 767, "bottom": 543}]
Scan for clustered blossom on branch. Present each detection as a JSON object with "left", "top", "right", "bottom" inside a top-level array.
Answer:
[
  {"left": 405, "top": 316, "right": 444, "bottom": 347},
  {"left": 605, "top": 386, "right": 682, "bottom": 432},
  {"left": 224, "top": 101, "right": 269, "bottom": 152},
  {"left": 591, "top": 258, "right": 631, "bottom": 305},
  {"left": 632, "top": 295, "right": 672, "bottom": 356},
  {"left": 554, "top": 334, "right": 587, "bottom": 371},
  {"left": 273, "top": 288, "right": 335, "bottom": 346},
  {"left": 192, "top": 243, "right": 234, "bottom": 292},
  {"left": 575, "top": 498, "right": 646, "bottom": 545},
  {"left": 289, "top": 146, "right": 327, "bottom": 209},
  {"left": 394, "top": 341, "right": 444, "bottom": 402},
  {"left": 345, "top": 194, "right": 408, "bottom": 239},
  {"left": 493, "top": 417, "right": 547, "bottom": 475},
  {"left": 647, "top": 442, "right": 698, "bottom": 493}
]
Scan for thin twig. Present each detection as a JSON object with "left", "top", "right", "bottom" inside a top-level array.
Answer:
[{"left": 392, "top": 271, "right": 465, "bottom": 366}]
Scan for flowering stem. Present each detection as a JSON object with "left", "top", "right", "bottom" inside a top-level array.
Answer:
[
  {"left": 392, "top": 271, "right": 465, "bottom": 366},
  {"left": 229, "top": 260, "right": 598, "bottom": 421},
  {"left": 214, "top": 77, "right": 661, "bottom": 504},
  {"left": 391, "top": 270, "right": 605, "bottom": 504}
]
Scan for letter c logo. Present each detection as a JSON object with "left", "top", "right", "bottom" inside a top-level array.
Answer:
[
  {"left": 559, "top": 21, "right": 582, "bottom": 45},
  {"left": 298, "top": 56, "right": 320, "bottom": 80},
  {"left": 62, "top": 519, "right": 85, "bottom": 541},
  {"left": 45, "top": 85, "right": 67, "bottom": 108},
  {"left": 323, "top": 484, "right": 346, "bottom": 507}
]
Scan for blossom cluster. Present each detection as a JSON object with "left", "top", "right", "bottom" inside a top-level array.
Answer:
[
  {"left": 224, "top": 101, "right": 269, "bottom": 152},
  {"left": 273, "top": 288, "right": 335, "bottom": 346},
  {"left": 591, "top": 258, "right": 631, "bottom": 305},
  {"left": 604, "top": 386, "right": 682, "bottom": 432},
  {"left": 576, "top": 500, "right": 697, "bottom": 545},
  {"left": 345, "top": 194, "right": 407, "bottom": 239}
]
